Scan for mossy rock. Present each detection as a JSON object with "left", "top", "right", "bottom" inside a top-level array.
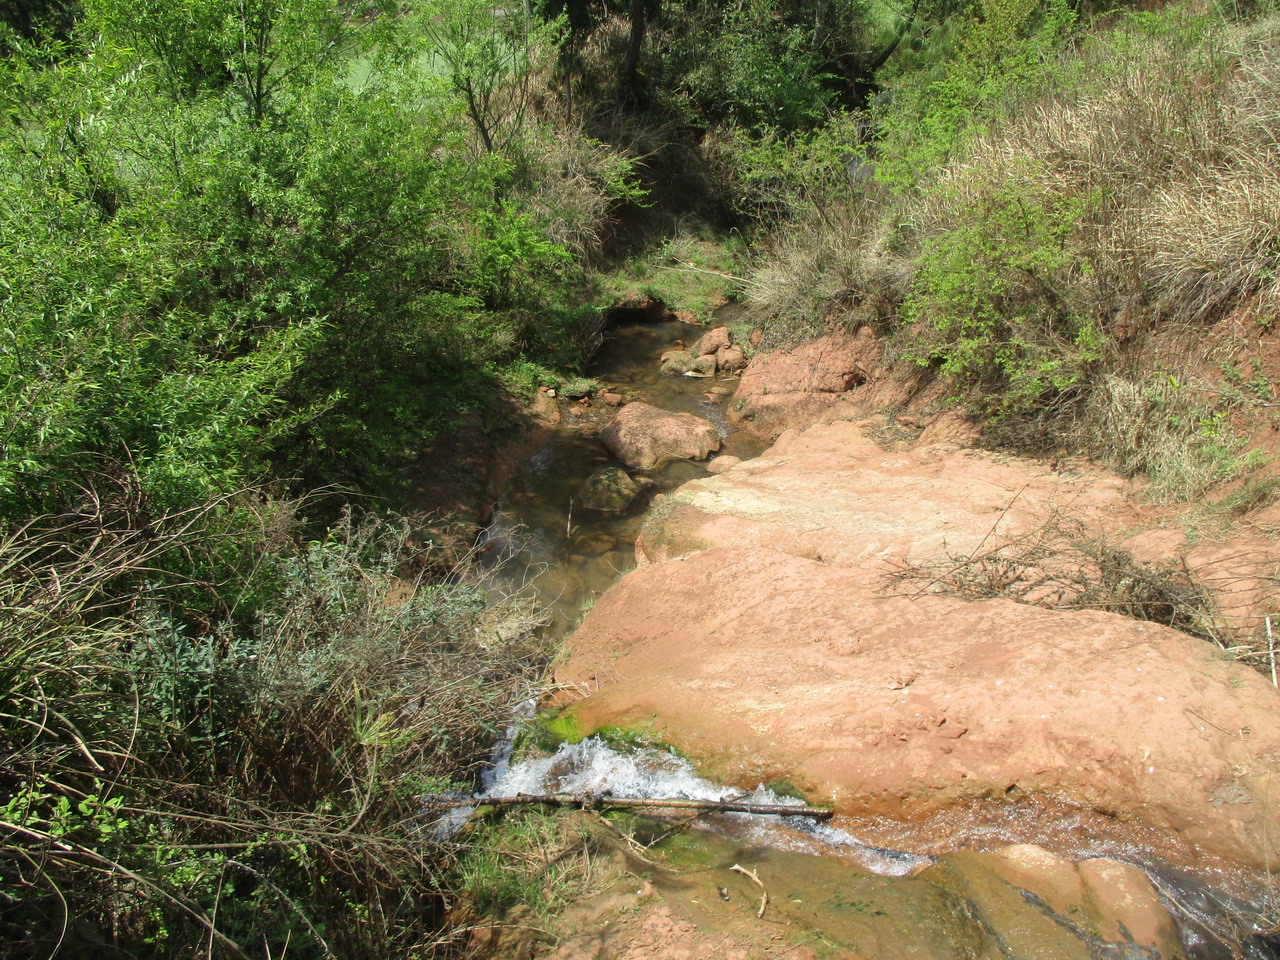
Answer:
[{"left": 579, "top": 466, "right": 642, "bottom": 512}]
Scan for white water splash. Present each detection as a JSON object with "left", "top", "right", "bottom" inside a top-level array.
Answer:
[{"left": 481, "top": 736, "right": 931, "bottom": 877}]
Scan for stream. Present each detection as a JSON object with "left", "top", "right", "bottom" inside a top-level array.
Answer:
[
  {"left": 465, "top": 315, "right": 1277, "bottom": 959},
  {"left": 480, "top": 317, "right": 763, "bottom": 636}
]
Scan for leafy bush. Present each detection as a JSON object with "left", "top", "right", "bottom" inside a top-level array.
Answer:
[
  {"left": 901, "top": 166, "right": 1101, "bottom": 415},
  {"left": 683, "top": 0, "right": 834, "bottom": 130}
]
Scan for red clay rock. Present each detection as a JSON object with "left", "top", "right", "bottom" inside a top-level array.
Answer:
[
  {"left": 692, "top": 326, "right": 733, "bottom": 357},
  {"left": 715, "top": 344, "right": 748, "bottom": 373},
  {"left": 729, "top": 326, "right": 881, "bottom": 440},
  {"left": 559, "top": 420, "right": 1280, "bottom": 869},
  {"left": 706, "top": 455, "right": 741, "bottom": 474},
  {"left": 601, "top": 392, "right": 624, "bottom": 407},
  {"left": 600, "top": 402, "right": 721, "bottom": 471}
]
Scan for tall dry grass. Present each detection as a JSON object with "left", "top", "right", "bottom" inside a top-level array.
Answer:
[{"left": 747, "top": 10, "right": 1280, "bottom": 494}]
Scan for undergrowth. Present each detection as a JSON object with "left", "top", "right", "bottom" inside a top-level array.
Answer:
[
  {"left": 0, "top": 484, "right": 547, "bottom": 958},
  {"left": 737, "top": 2, "right": 1280, "bottom": 495}
]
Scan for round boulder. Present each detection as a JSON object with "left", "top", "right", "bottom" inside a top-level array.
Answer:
[
  {"left": 600, "top": 402, "right": 721, "bottom": 471},
  {"left": 692, "top": 326, "right": 733, "bottom": 357}
]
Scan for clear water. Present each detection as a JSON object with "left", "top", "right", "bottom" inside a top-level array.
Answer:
[{"left": 482, "top": 319, "right": 763, "bottom": 637}]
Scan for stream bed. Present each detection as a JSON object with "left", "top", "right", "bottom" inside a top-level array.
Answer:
[
  {"left": 467, "top": 317, "right": 1277, "bottom": 959},
  {"left": 481, "top": 318, "right": 762, "bottom": 635}
]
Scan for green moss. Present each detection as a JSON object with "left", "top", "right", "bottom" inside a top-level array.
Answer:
[
  {"left": 521, "top": 708, "right": 687, "bottom": 759},
  {"left": 763, "top": 777, "right": 809, "bottom": 802}
]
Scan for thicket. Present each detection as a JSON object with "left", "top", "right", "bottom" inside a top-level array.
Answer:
[
  {"left": 0, "top": 0, "right": 637, "bottom": 954},
  {"left": 736, "top": 0, "right": 1280, "bottom": 498}
]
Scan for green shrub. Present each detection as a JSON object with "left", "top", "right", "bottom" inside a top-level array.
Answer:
[
  {"left": 0, "top": 498, "right": 547, "bottom": 957},
  {"left": 901, "top": 166, "right": 1101, "bottom": 415}
]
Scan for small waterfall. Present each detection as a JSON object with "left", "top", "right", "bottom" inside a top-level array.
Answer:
[{"left": 448, "top": 734, "right": 931, "bottom": 877}]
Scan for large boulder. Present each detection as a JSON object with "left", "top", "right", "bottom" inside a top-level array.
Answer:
[
  {"left": 728, "top": 325, "right": 881, "bottom": 439},
  {"left": 685, "top": 354, "right": 716, "bottom": 377},
  {"left": 600, "top": 402, "right": 720, "bottom": 471},
  {"left": 659, "top": 350, "right": 694, "bottom": 375},
  {"left": 559, "top": 420, "right": 1280, "bottom": 869}
]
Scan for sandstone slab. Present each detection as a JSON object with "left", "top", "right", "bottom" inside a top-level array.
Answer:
[{"left": 559, "top": 420, "right": 1280, "bottom": 869}]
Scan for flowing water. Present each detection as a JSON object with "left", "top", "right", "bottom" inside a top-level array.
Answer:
[
  {"left": 466, "top": 316, "right": 1278, "bottom": 957},
  {"left": 481, "top": 318, "right": 763, "bottom": 636}
]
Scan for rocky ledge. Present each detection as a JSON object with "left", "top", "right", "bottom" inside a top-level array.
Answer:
[{"left": 556, "top": 418, "right": 1280, "bottom": 872}]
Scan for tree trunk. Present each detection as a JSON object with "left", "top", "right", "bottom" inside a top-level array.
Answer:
[{"left": 622, "top": 0, "right": 647, "bottom": 105}]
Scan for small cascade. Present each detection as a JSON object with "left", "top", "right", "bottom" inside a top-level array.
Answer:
[{"left": 470, "top": 735, "right": 932, "bottom": 877}]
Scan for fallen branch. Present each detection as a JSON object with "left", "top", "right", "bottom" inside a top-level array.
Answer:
[
  {"left": 429, "top": 793, "right": 833, "bottom": 819},
  {"left": 730, "top": 863, "right": 769, "bottom": 919}
]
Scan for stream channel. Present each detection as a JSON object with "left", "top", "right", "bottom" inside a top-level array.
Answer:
[{"left": 461, "top": 316, "right": 1276, "bottom": 958}]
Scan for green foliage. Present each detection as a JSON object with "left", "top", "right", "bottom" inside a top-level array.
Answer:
[
  {"left": 0, "top": 0, "right": 641, "bottom": 506},
  {"left": 457, "top": 809, "right": 595, "bottom": 919},
  {"left": 901, "top": 167, "right": 1100, "bottom": 414},
  {"left": 872, "top": 0, "right": 1077, "bottom": 194},
  {"left": 684, "top": 0, "right": 834, "bottom": 130},
  {"left": 419, "top": 0, "right": 565, "bottom": 155},
  {"left": 599, "top": 231, "right": 746, "bottom": 320}
]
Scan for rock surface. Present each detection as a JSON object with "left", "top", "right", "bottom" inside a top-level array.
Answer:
[
  {"left": 558, "top": 419, "right": 1280, "bottom": 869},
  {"left": 727, "top": 326, "right": 879, "bottom": 439},
  {"left": 715, "top": 343, "right": 748, "bottom": 372},
  {"left": 691, "top": 326, "right": 733, "bottom": 357},
  {"left": 600, "top": 402, "right": 721, "bottom": 471}
]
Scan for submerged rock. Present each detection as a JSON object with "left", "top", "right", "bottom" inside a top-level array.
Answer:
[
  {"left": 600, "top": 402, "right": 720, "bottom": 471},
  {"left": 540, "top": 822, "right": 1188, "bottom": 960},
  {"left": 660, "top": 349, "right": 693, "bottom": 374},
  {"left": 578, "top": 466, "right": 642, "bottom": 513}
]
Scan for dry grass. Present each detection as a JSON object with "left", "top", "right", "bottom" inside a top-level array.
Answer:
[
  {"left": 749, "top": 10, "right": 1280, "bottom": 488},
  {"left": 922, "top": 14, "right": 1280, "bottom": 333},
  {"left": 1075, "top": 372, "right": 1245, "bottom": 500},
  {"left": 0, "top": 485, "right": 549, "bottom": 957},
  {"left": 748, "top": 188, "right": 912, "bottom": 346}
]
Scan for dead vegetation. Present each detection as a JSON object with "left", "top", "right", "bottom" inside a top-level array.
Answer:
[
  {"left": 885, "top": 514, "right": 1222, "bottom": 642},
  {"left": 0, "top": 486, "right": 550, "bottom": 957}
]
